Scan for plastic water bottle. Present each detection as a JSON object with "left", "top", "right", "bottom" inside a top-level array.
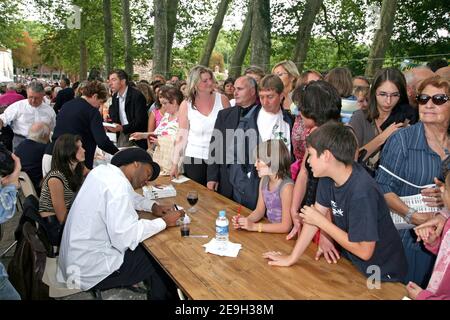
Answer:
[{"left": 215, "top": 210, "right": 229, "bottom": 250}]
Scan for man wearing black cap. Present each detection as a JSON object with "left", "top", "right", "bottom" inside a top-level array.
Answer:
[{"left": 57, "top": 148, "right": 182, "bottom": 299}]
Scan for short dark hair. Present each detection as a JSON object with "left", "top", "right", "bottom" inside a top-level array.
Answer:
[
  {"left": 62, "top": 77, "right": 70, "bottom": 86},
  {"left": 427, "top": 58, "right": 448, "bottom": 73},
  {"left": 82, "top": 80, "right": 108, "bottom": 101},
  {"left": 244, "top": 65, "right": 265, "bottom": 79},
  {"left": 0, "top": 144, "right": 14, "bottom": 177},
  {"left": 299, "top": 80, "right": 341, "bottom": 125},
  {"left": 109, "top": 69, "right": 129, "bottom": 85},
  {"left": 223, "top": 77, "right": 235, "bottom": 88},
  {"left": 259, "top": 74, "right": 284, "bottom": 94},
  {"left": 159, "top": 85, "right": 184, "bottom": 105},
  {"left": 254, "top": 139, "right": 291, "bottom": 180},
  {"left": 306, "top": 121, "right": 357, "bottom": 166}
]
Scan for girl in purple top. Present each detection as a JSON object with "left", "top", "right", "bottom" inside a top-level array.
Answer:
[{"left": 232, "top": 139, "right": 294, "bottom": 234}]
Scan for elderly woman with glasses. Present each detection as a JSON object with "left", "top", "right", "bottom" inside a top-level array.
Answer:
[
  {"left": 349, "top": 68, "right": 418, "bottom": 166},
  {"left": 375, "top": 75, "right": 450, "bottom": 287}
]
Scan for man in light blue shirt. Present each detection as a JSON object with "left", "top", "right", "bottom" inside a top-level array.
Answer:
[{"left": 0, "top": 145, "right": 21, "bottom": 300}]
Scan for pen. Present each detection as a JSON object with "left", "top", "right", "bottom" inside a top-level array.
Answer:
[
  {"left": 174, "top": 204, "right": 179, "bottom": 210},
  {"left": 188, "top": 235, "right": 208, "bottom": 238}
]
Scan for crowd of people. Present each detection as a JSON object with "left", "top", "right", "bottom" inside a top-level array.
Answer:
[{"left": 1, "top": 57, "right": 450, "bottom": 300}]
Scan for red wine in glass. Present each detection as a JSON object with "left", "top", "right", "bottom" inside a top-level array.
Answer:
[{"left": 187, "top": 191, "right": 198, "bottom": 213}]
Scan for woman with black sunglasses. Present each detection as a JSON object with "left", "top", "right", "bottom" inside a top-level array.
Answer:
[{"left": 376, "top": 75, "right": 450, "bottom": 288}]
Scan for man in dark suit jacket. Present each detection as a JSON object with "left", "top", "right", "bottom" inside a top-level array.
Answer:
[
  {"left": 106, "top": 69, "right": 148, "bottom": 150},
  {"left": 15, "top": 122, "right": 51, "bottom": 195},
  {"left": 207, "top": 76, "right": 293, "bottom": 210},
  {"left": 54, "top": 77, "right": 75, "bottom": 114}
]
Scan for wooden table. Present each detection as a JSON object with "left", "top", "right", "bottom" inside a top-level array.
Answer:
[{"left": 141, "top": 177, "right": 406, "bottom": 300}]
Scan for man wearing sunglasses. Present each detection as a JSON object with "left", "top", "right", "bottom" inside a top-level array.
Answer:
[{"left": 376, "top": 75, "right": 450, "bottom": 288}]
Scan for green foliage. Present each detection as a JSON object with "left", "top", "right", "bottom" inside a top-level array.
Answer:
[
  {"left": 387, "top": 0, "right": 450, "bottom": 65},
  {"left": 0, "top": 0, "right": 25, "bottom": 48}
]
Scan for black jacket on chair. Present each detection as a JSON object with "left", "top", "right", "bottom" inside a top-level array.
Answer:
[{"left": 109, "top": 86, "right": 148, "bottom": 149}]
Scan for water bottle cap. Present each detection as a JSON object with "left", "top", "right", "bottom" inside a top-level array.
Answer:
[{"left": 219, "top": 210, "right": 226, "bottom": 217}]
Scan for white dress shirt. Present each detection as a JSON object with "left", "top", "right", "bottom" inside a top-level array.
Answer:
[
  {"left": 0, "top": 99, "right": 56, "bottom": 136},
  {"left": 117, "top": 86, "right": 129, "bottom": 125},
  {"left": 57, "top": 164, "right": 165, "bottom": 290},
  {"left": 257, "top": 108, "right": 291, "bottom": 152}
]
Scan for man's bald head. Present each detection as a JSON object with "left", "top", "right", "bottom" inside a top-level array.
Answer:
[
  {"left": 28, "top": 122, "right": 50, "bottom": 144},
  {"left": 404, "top": 67, "right": 435, "bottom": 107},
  {"left": 234, "top": 76, "right": 257, "bottom": 107},
  {"left": 436, "top": 66, "right": 450, "bottom": 80}
]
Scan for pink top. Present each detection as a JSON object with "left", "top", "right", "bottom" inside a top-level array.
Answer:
[
  {"left": 417, "top": 215, "right": 450, "bottom": 300},
  {"left": 151, "top": 109, "right": 164, "bottom": 129},
  {"left": 0, "top": 91, "right": 24, "bottom": 107}
]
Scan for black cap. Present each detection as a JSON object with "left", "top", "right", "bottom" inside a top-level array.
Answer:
[{"left": 111, "top": 147, "right": 160, "bottom": 181}]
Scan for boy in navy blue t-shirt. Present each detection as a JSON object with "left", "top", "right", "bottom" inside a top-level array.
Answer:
[{"left": 263, "top": 122, "right": 407, "bottom": 282}]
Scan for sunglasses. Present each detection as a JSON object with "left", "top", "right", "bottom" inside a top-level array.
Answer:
[{"left": 416, "top": 94, "right": 449, "bottom": 106}]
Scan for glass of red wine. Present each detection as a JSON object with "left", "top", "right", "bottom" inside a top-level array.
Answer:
[{"left": 187, "top": 191, "right": 198, "bottom": 213}]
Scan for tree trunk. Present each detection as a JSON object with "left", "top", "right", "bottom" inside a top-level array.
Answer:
[
  {"left": 199, "top": 0, "right": 232, "bottom": 67},
  {"left": 166, "top": 0, "right": 179, "bottom": 76},
  {"left": 365, "top": 0, "right": 398, "bottom": 78},
  {"left": 121, "top": 0, "right": 133, "bottom": 76},
  {"left": 103, "top": 0, "right": 114, "bottom": 74},
  {"left": 250, "top": 0, "right": 271, "bottom": 72},
  {"left": 229, "top": 2, "right": 253, "bottom": 79},
  {"left": 79, "top": 11, "right": 88, "bottom": 80},
  {"left": 153, "top": 0, "right": 168, "bottom": 77},
  {"left": 292, "top": 0, "right": 323, "bottom": 73}
]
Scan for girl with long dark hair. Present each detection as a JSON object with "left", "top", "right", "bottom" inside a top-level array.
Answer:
[{"left": 39, "top": 134, "right": 86, "bottom": 246}]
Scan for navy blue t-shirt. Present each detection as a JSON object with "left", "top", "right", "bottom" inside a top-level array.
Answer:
[{"left": 316, "top": 163, "right": 407, "bottom": 282}]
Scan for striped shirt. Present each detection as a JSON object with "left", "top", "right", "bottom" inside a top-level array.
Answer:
[
  {"left": 39, "top": 170, "right": 74, "bottom": 214},
  {"left": 375, "top": 122, "right": 450, "bottom": 197}
]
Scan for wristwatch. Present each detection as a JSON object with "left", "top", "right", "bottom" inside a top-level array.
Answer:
[{"left": 404, "top": 207, "right": 417, "bottom": 224}]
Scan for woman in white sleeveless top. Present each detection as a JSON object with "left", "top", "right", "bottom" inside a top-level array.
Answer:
[{"left": 171, "top": 65, "right": 230, "bottom": 185}]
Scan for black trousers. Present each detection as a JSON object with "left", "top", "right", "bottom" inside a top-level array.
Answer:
[
  {"left": 183, "top": 156, "right": 208, "bottom": 186},
  {"left": 93, "top": 245, "right": 177, "bottom": 300}
]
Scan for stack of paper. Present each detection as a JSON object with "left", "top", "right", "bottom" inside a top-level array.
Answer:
[
  {"left": 143, "top": 184, "right": 176, "bottom": 199},
  {"left": 171, "top": 175, "right": 190, "bottom": 184},
  {"left": 391, "top": 194, "right": 440, "bottom": 229},
  {"left": 203, "top": 238, "right": 242, "bottom": 258}
]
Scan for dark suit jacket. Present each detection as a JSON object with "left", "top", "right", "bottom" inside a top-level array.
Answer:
[
  {"left": 109, "top": 86, "right": 148, "bottom": 149},
  {"left": 54, "top": 87, "right": 75, "bottom": 114},
  {"left": 50, "top": 97, "right": 119, "bottom": 169},
  {"left": 15, "top": 139, "right": 48, "bottom": 194},
  {"left": 207, "top": 104, "right": 294, "bottom": 205}
]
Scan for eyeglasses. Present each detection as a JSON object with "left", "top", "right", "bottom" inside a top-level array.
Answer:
[
  {"left": 416, "top": 94, "right": 449, "bottom": 106},
  {"left": 376, "top": 92, "right": 400, "bottom": 99}
]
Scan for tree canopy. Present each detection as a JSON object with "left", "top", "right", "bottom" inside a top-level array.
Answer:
[{"left": 0, "top": 0, "right": 448, "bottom": 80}]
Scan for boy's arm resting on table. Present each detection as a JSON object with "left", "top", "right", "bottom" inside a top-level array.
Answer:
[
  {"left": 300, "top": 203, "right": 376, "bottom": 261},
  {"left": 263, "top": 202, "right": 329, "bottom": 267},
  {"left": 287, "top": 156, "right": 308, "bottom": 240}
]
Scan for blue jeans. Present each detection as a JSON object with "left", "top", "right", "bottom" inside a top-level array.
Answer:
[
  {"left": 0, "top": 276, "right": 21, "bottom": 300},
  {"left": 399, "top": 228, "right": 436, "bottom": 287}
]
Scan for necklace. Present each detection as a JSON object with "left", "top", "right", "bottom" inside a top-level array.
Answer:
[{"left": 427, "top": 129, "right": 450, "bottom": 157}]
